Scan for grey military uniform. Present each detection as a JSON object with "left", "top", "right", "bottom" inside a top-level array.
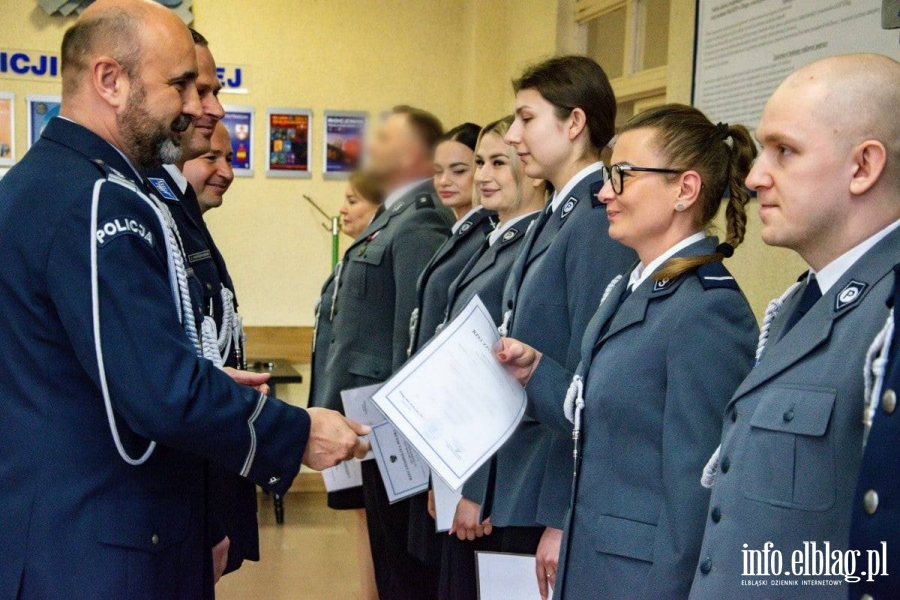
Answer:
[
  {"left": 527, "top": 237, "right": 758, "bottom": 599},
  {"left": 307, "top": 267, "right": 337, "bottom": 409},
  {"left": 470, "top": 167, "right": 636, "bottom": 530},
  {"left": 689, "top": 226, "right": 900, "bottom": 599}
]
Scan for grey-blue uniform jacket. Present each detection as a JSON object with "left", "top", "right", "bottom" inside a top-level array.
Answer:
[
  {"left": 527, "top": 237, "right": 758, "bottom": 599},
  {"left": 471, "top": 167, "right": 636, "bottom": 529},
  {"left": 318, "top": 181, "right": 454, "bottom": 411},
  {"left": 690, "top": 225, "right": 900, "bottom": 599},
  {"left": 308, "top": 266, "right": 338, "bottom": 408},
  {"left": 407, "top": 207, "right": 495, "bottom": 356},
  {"left": 0, "top": 117, "right": 309, "bottom": 600}
]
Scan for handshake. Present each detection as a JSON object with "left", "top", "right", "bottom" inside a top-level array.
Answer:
[{"left": 227, "top": 367, "right": 371, "bottom": 472}]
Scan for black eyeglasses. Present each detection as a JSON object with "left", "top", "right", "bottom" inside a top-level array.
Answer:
[{"left": 603, "top": 163, "right": 683, "bottom": 195}]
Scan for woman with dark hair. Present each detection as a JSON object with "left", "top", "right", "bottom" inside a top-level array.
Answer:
[
  {"left": 308, "top": 169, "right": 384, "bottom": 600},
  {"left": 496, "top": 104, "right": 760, "bottom": 599},
  {"left": 436, "top": 115, "right": 547, "bottom": 600},
  {"left": 405, "top": 123, "right": 497, "bottom": 593},
  {"left": 473, "top": 55, "right": 635, "bottom": 598}
]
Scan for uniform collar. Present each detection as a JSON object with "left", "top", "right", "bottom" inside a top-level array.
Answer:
[
  {"left": 384, "top": 178, "right": 431, "bottom": 210},
  {"left": 47, "top": 116, "right": 142, "bottom": 182},
  {"left": 628, "top": 231, "right": 707, "bottom": 291},
  {"left": 163, "top": 163, "right": 189, "bottom": 194},
  {"left": 452, "top": 205, "right": 483, "bottom": 234},
  {"left": 810, "top": 219, "right": 900, "bottom": 295},
  {"left": 550, "top": 162, "right": 604, "bottom": 213},
  {"left": 489, "top": 210, "right": 540, "bottom": 246}
]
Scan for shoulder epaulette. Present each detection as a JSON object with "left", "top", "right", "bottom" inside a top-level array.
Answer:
[
  {"left": 696, "top": 261, "right": 740, "bottom": 291},
  {"left": 415, "top": 193, "right": 435, "bottom": 209}
]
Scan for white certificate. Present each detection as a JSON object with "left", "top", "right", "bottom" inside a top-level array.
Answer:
[
  {"left": 340, "top": 384, "right": 384, "bottom": 462},
  {"left": 322, "top": 459, "right": 362, "bottom": 492},
  {"left": 476, "top": 552, "right": 547, "bottom": 600},
  {"left": 372, "top": 295, "right": 526, "bottom": 491},
  {"left": 370, "top": 421, "right": 430, "bottom": 503},
  {"left": 432, "top": 470, "right": 463, "bottom": 533}
]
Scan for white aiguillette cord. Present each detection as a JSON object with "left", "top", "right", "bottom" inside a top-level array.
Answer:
[{"left": 91, "top": 174, "right": 201, "bottom": 466}]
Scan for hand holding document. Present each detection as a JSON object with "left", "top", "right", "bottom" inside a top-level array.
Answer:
[
  {"left": 432, "top": 470, "right": 463, "bottom": 533},
  {"left": 371, "top": 295, "right": 526, "bottom": 491}
]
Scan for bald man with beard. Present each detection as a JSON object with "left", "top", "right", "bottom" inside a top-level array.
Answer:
[
  {"left": 690, "top": 54, "right": 900, "bottom": 599},
  {"left": 0, "top": 1, "right": 368, "bottom": 598}
]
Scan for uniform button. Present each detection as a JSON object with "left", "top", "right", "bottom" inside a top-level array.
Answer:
[
  {"left": 883, "top": 389, "right": 896, "bottom": 414},
  {"left": 720, "top": 456, "right": 730, "bottom": 474},
  {"left": 206, "top": 283, "right": 213, "bottom": 292},
  {"left": 864, "top": 489, "right": 879, "bottom": 515},
  {"left": 711, "top": 506, "right": 721, "bottom": 523},
  {"left": 700, "top": 557, "right": 712, "bottom": 575},
  {"left": 783, "top": 409, "right": 794, "bottom": 422},
  {"left": 151, "top": 533, "right": 159, "bottom": 545},
  {"left": 862, "top": 594, "right": 874, "bottom": 600}
]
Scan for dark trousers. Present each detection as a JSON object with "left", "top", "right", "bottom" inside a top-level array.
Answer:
[
  {"left": 439, "top": 527, "right": 505, "bottom": 600},
  {"left": 362, "top": 460, "right": 440, "bottom": 599}
]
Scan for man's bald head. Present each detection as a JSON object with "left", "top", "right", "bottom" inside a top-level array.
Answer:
[{"left": 773, "top": 53, "right": 900, "bottom": 178}]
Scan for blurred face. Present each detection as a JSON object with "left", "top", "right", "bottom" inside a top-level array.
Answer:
[
  {"left": 598, "top": 129, "right": 682, "bottom": 251},
  {"left": 506, "top": 88, "right": 573, "bottom": 181},
  {"left": 747, "top": 84, "right": 847, "bottom": 254},
  {"left": 434, "top": 140, "right": 475, "bottom": 211},
  {"left": 366, "top": 113, "right": 420, "bottom": 183},
  {"left": 183, "top": 122, "right": 233, "bottom": 213},
  {"left": 475, "top": 132, "right": 520, "bottom": 213},
  {"left": 118, "top": 25, "right": 202, "bottom": 169},
  {"left": 182, "top": 45, "right": 225, "bottom": 161},
  {"left": 340, "top": 183, "right": 380, "bottom": 239}
]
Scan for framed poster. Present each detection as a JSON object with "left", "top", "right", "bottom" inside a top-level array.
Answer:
[
  {"left": 266, "top": 108, "right": 311, "bottom": 178},
  {"left": 0, "top": 92, "right": 14, "bottom": 166},
  {"left": 27, "top": 94, "right": 60, "bottom": 149},
  {"left": 323, "top": 111, "right": 366, "bottom": 179},
  {"left": 221, "top": 104, "right": 254, "bottom": 177}
]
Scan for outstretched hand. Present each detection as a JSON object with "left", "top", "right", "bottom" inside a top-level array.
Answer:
[{"left": 302, "top": 407, "right": 371, "bottom": 471}]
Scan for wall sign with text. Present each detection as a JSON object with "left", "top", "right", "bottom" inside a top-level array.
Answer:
[{"left": 221, "top": 105, "right": 255, "bottom": 177}]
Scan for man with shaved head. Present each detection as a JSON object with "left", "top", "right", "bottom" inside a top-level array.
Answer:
[
  {"left": 690, "top": 53, "right": 900, "bottom": 599},
  {"left": 0, "top": 1, "right": 369, "bottom": 598}
]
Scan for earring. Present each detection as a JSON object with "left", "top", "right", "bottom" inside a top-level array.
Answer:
[{"left": 675, "top": 203, "right": 685, "bottom": 212}]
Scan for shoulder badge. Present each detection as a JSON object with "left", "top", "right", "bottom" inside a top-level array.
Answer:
[
  {"left": 502, "top": 228, "right": 518, "bottom": 243},
  {"left": 835, "top": 280, "right": 868, "bottom": 312},
  {"left": 560, "top": 196, "right": 578, "bottom": 220},
  {"left": 96, "top": 216, "right": 154, "bottom": 249},
  {"left": 146, "top": 177, "right": 178, "bottom": 201},
  {"left": 696, "top": 261, "right": 740, "bottom": 291},
  {"left": 416, "top": 193, "right": 435, "bottom": 210},
  {"left": 590, "top": 181, "right": 604, "bottom": 208}
]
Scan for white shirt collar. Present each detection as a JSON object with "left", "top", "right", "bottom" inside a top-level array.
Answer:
[
  {"left": 811, "top": 218, "right": 900, "bottom": 294},
  {"left": 163, "top": 164, "right": 189, "bottom": 194},
  {"left": 489, "top": 210, "right": 540, "bottom": 246},
  {"left": 628, "top": 231, "right": 708, "bottom": 291},
  {"left": 58, "top": 115, "right": 142, "bottom": 180},
  {"left": 452, "top": 205, "right": 483, "bottom": 234},
  {"left": 384, "top": 178, "right": 430, "bottom": 210},
  {"left": 550, "top": 162, "right": 604, "bottom": 213}
]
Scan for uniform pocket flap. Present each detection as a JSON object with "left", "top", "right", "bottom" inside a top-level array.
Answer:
[
  {"left": 749, "top": 385, "right": 836, "bottom": 437},
  {"left": 350, "top": 245, "right": 386, "bottom": 266},
  {"left": 347, "top": 349, "right": 392, "bottom": 380},
  {"left": 94, "top": 492, "right": 191, "bottom": 553},
  {"left": 593, "top": 514, "right": 656, "bottom": 563}
]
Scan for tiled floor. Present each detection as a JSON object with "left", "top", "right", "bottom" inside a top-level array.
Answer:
[{"left": 217, "top": 492, "right": 361, "bottom": 600}]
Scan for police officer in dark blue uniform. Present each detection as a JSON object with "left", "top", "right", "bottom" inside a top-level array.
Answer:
[
  {"left": 0, "top": 3, "right": 367, "bottom": 598},
  {"left": 143, "top": 28, "right": 258, "bottom": 580},
  {"left": 850, "top": 265, "right": 900, "bottom": 600}
]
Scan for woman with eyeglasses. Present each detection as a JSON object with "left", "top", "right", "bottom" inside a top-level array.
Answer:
[
  {"left": 474, "top": 56, "right": 635, "bottom": 599},
  {"left": 495, "top": 104, "right": 760, "bottom": 599}
]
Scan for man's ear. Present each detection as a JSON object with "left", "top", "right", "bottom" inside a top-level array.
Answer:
[
  {"left": 849, "top": 140, "right": 887, "bottom": 196},
  {"left": 91, "top": 56, "right": 128, "bottom": 110}
]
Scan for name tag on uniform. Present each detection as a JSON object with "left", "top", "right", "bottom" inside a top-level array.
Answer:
[{"left": 188, "top": 250, "right": 212, "bottom": 264}]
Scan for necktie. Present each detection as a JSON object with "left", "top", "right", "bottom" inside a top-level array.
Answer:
[{"left": 782, "top": 275, "right": 822, "bottom": 335}]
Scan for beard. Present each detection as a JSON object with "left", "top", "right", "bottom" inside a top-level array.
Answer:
[{"left": 118, "top": 82, "right": 192, "bottom": 170}]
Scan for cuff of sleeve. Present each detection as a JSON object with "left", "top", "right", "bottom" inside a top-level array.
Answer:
[
  {"left": 242, "top": 395, "right": 311, "bottom": 496},
  {"left": 525, "top": 356, "right": 574, "bottom": 434}
]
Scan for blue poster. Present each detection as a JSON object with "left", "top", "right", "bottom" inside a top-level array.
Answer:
[
  {"left": 221, "top": 106, "right": 254, "bottom": 177},
  {"left": 324, "top": 111, "right": 366, "bottom": 178},
  {"left": 27, "top": 96, "right": 60, "bottom": 148}
]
